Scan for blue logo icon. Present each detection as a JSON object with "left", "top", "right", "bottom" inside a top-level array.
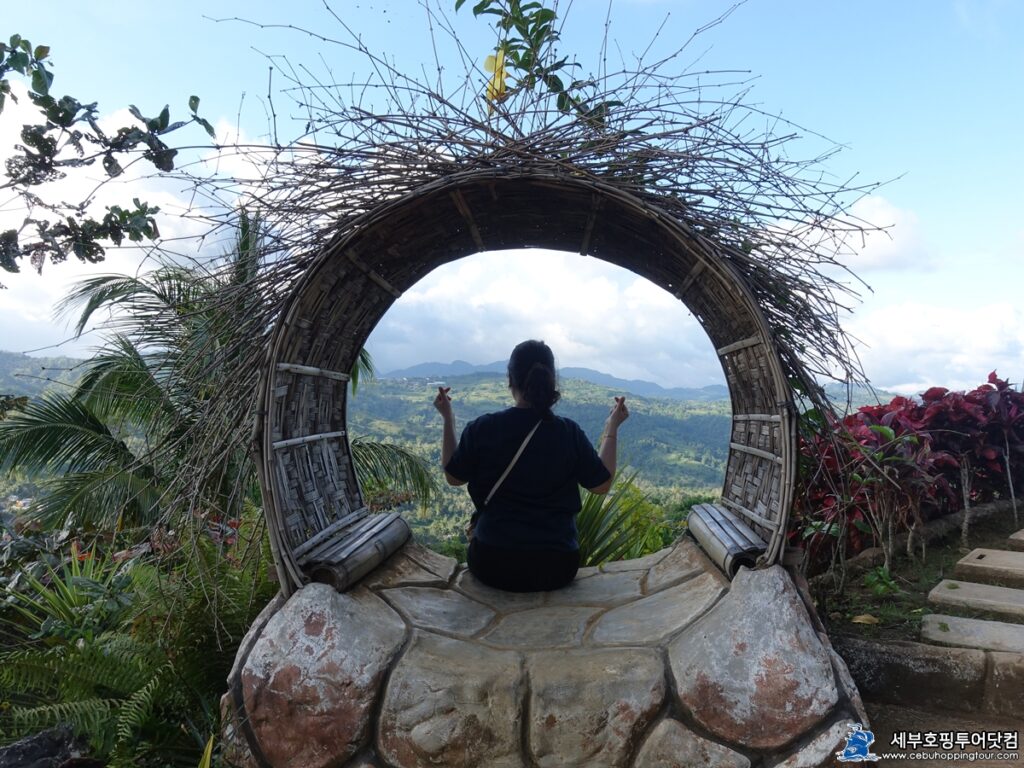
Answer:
[{"left": 836, "top": 723, "right": 881, "bottom": 763}]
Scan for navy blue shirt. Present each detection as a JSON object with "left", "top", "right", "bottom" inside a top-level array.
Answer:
[{"left": 445, "top": 407, "right": 610, "bottom": 552}]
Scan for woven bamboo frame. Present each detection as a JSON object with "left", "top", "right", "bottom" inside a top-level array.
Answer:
[{"left": 255, "top": 170, "right": 796, "bottom": 595}]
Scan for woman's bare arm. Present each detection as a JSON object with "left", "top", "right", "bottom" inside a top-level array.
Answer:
[
  {"left": 589, "top": 396, "right": 629, "bottom": 494},
  {"left": 434, "top": 386, "right": 467, "bottom": 486}
]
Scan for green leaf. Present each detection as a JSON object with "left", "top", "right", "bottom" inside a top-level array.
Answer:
[
  {"left": 128, "top": 104, "right": 145, "bottom": 124},
  {"left": 156, "top": 105, "right": 170, "bottom": 132},
  {"left": 852, "top": 519, "right": 873, "bottom": 534},
  {"left": 102, "top": 154, "right": 123, "bottom": 178},
  {"left": 350, "top": 436, "right": 438, "bottom": 507},
  {"left": 869, "top": 424, "right": 896, "bottom": 443},
  {"left": 188, "top": 94, "right": 200, "bottom": 113},
  {"left": 454, "top": 0, "right": 468, "bottom": 10},
  {"left": 543, "top": 74, "right": 564, "bottom": 93},
  {"left": 30, "top": 67, "right": 50, "bottom": 96},
  {"left": 198, "top": 735, "right": 215, "bottom": 768},
  {"left": 197, "top": 116, "right": 216, "bottom": 138},
  {"left": 33, "top": 44, "right": 50, "bottom": 60},
  {"left": 8, "top": 50, "right": 29, "bottom": 73}
]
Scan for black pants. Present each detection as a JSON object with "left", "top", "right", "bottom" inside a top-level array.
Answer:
[{"left": 467, "top": 538, "right": 580, "bottom": 592}]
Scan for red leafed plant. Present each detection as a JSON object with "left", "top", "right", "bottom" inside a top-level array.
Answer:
[{"left": 793, "top": 372, "right": 1024, "bottom": 575}]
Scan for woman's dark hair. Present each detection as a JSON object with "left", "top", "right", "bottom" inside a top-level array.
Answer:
[{"left": 508, "top": 340, "right": 560, "bottom": 420}]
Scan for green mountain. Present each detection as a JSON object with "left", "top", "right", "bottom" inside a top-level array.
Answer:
[
  {"left": 383, "top": 360, "right": 731, "bottom": 401},
  {"left": 0, "top": 351, "right": 84, "bottom": 398}
]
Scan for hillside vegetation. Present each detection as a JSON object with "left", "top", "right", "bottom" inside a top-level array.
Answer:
[{"left": 0, "top": 351, "right": 83, "bottom": 398}]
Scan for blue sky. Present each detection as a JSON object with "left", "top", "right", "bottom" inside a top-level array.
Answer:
[{"left": 1, "top": 0, "right": 1022, "bottom": 393}]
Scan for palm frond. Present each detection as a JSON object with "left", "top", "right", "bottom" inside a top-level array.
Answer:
[
  {"left": 10, "top": 698, "right": 119, "bottom": 744},
  {"left": 74, "top": 336, "right": 179, "bottom": 432},
  {"left": 349, "top": 347, "right": 376, "bottom": 396},
  {"left": 0, "top": 646, "right": 67, "bottom": 695},
  {"left": 232, "top": 208, "right": 264, "bottom": 286},
  {"left": 577, "top": 471, "right": 661, "bottom": 566},
  {"left": 114, "top": 660, "right": 173, "bottom": 747},
  {"left": 0, "top": 393, "right": 138, "bottom": 475},
  {"left": 350, "top": 436, "right": 438, "bottom": 508},
  {"left": 29, "top": 463, "right": 163, "bottom": 530},
  {"left": 55, "top": 268, "right": 203, "bottom": 339}
]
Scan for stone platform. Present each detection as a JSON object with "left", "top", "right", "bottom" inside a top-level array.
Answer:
[{"left": 220, "top": 538, "right": 866, "bottom": 768}]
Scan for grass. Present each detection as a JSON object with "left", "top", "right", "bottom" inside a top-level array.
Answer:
[{"left": 819, "top": 508, "right": 1023, "bottom": 642}]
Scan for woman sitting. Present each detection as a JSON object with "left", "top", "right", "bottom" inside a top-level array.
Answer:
[{"left": 433, "top": 339, "right": 629, "bottom": 592}]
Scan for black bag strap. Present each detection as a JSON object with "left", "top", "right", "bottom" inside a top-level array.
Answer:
[{"left": 483, "top": 420, "right": 542, "bottom": 506}]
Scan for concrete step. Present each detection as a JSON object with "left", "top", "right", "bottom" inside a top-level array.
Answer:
[
  {"left": 928, "top": 579, "right": 1024, "bottom": 621},
  {"left": 1009, "top": 528, "right": 1024, "bottom": 552},
  {"left": 921, "top": 614, "right": 1024, "bottom": 654},
  {"left": 954, "top": 548, "right": 1024, "bottom": 588}
]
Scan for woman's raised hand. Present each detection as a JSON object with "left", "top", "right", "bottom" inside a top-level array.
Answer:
[
  {"left": 433, "top": 386, "right": 453, "bottom": 419},
  {"left": 607, "top": 395, "right": 629, "bottom": 429}
]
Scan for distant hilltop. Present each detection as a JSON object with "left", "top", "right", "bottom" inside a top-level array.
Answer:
[
  {"left": 0, "top": 350, "right": 897, "bottom": 407},
  {"left": 382, "top": 360, "right": 730, "bottom": 402},
  {"left": 382, "top": 360, "right": 899, "bottom": 406}
]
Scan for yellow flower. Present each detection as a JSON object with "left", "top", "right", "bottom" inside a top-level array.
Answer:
[{"left": 484, "top": 49, "right": 507, "bottom": 105}]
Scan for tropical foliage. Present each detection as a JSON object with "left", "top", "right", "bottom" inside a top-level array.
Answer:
[
  {"left": 455, "top": 0, "right": 619, "bottom": 124},
  {"left": 0, "top": 212, "right": 438, "bottom": 762},
  {"left": 577, "top": 472, "right": 666, "bottom": 566},
  {"left": 794, "top": 372, "right": 1024, "bottom": 573},
  {"left": 0, "top": 514, "right": 276, "bottom": 765},
  {"left": 0, "top": 213, "right": 437, "bottom": 533}
]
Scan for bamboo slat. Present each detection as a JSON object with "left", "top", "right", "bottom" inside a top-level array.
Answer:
[
  {"left": 272, "top": 431, "right": 347, "bottom": 450},
  {"left": 276, "top": 363, "right": 351, "bottom": 381},
  {"left": 292, "top": 508, "right": 368, "bottom": 561}
]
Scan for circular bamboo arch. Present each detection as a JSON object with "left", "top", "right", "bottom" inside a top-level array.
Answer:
[{"left": 254, "top": 170, "right": 797, "bottom": 595}]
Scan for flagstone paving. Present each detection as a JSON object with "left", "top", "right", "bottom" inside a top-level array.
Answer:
[{"left": 220, "top": 538, "right": 867, "bottom": 768}]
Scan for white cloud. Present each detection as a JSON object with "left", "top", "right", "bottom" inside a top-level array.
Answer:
[
  {"left": 367, "top": 249, "right": 725, "bottom": 387},
  {"left": 847, "top": 300, "right": 1024, "bottom": 394},
  {"left": 822, "top": 195, "right": 934, "bottom": 275}
]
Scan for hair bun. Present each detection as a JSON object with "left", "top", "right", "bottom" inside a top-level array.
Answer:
[{"left": 508, "top": 340, "right": 561, "bottom": 420}]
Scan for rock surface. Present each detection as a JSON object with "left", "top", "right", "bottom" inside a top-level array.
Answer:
[
  {"left": 668, "top": 565, "right": 838, "bottom": 749},
  {"left": 767, "top": 719, "right": 854, "bottom": 768},
  {"left": 381, "top": 586, "right": 495, "bottom": 635},
  {"left": 222, "top": 538, "right": 862, "bottom": 768},
  {"left": 240, "top": 583, "right": 407, "bottom": 768},
  {"left": 832, "top": 635, "right": 987, "bottom": 712},
  {"left": 632, "top": 718, "right": 751, "bottom": 768},
  {"left": 590, "top": 572, "right": 725, "bottom": 645},
  {"left": 0, "top": 725, "right": 96, "bottom": 768},
  {"left": 378, "top": 632, "right": 524, "bottom": 768},
  {"left": 527, "top": 648, "right": 664, "bottom": 767}
]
